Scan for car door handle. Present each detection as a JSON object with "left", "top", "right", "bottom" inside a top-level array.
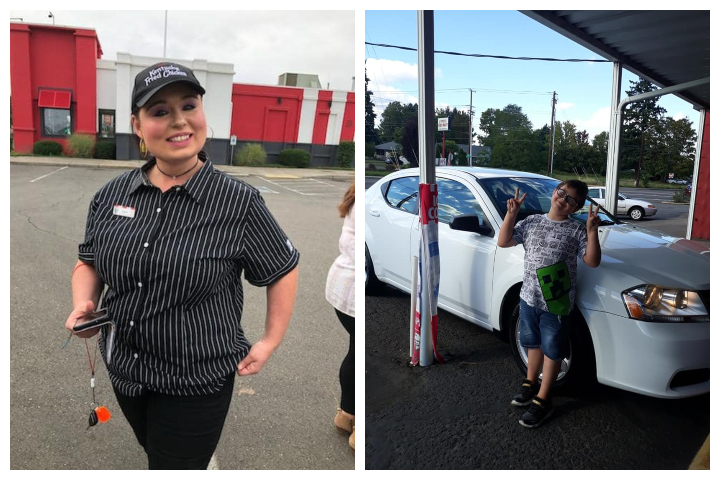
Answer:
[{"left": 369, "top": 209, "right": 380, "bottom": 217}]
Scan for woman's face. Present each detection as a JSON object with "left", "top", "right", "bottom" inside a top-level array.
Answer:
[{"left": 132, "top": 83, "right": 207, "bottom": 163}]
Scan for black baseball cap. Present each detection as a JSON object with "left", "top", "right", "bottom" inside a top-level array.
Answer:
[{"left": 132, "top": 62, "right": 206, "bottom": 111}]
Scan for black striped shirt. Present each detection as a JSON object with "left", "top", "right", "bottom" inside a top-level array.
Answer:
[{"left": 78, "top": 152, "right": 300, "bottom": 396}]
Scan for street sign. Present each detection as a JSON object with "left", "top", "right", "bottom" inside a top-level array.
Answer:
[
  {"left": 230, "top": 135, "right": 237, "bottom": 146},
  {"left": 448, "top": 152, "right": 453, "bottom": 163},
  {"left": 438, "top": 117, "right": 449, "bottom": 131}
]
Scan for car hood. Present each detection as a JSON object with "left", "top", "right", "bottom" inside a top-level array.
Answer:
[{"left": 597, "top": 223, "right": 709, "bottom": 289}]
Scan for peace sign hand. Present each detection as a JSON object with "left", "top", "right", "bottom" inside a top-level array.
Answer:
[
  {"left": 587, "top": 202, "right": 601, "bottom": 233},
  {"left": 506, "top": 187, "right": 527, "bottom": 217}
]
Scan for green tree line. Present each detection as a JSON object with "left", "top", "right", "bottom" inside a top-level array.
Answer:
[{"left": 366, "top": 79, "right": 697, "bottom": 179}]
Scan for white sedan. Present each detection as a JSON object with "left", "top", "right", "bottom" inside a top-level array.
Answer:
[
  {"left": 365, "top": 167, "right": 709, "bottom": 399},
  {"left": 588, "top": 186, "right": 657, "bottom": 220}
]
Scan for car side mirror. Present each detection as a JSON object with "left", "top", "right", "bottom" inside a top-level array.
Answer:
[{"left": 449, "top": 214, "right": 493, "bottom": 237}]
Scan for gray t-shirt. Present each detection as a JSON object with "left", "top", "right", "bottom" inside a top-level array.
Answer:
[{"left": 512, "top": 214, "right": 588, "bottom": 315}]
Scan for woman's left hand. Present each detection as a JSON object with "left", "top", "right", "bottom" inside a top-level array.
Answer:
[{"left": 237, "top": 339, "right": 277, "bottom": 376}]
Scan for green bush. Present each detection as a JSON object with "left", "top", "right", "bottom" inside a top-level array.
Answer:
[
  {"left": 33, "top": 140, "right": 63, "bottom": 156},
  {"left": 94, "top": 140, "right": 116, "bottom": 159},
  {"left": 234, "top": 143, "right": 267, "bottom": 167},
  {"left": 338, "top": 141, "right": 354, "bottom": 168},
  {"left": 365, "top": 141, "right": 376, "bottom": 158},
  {"left": 278, "top": 148, "right": 310, "bottom": 168},
  {"left": 67, "top": 133, "right": 96, "bottom": 158},
  {"left": 673, "top": 191, "right": 690, "bottom": 203}
]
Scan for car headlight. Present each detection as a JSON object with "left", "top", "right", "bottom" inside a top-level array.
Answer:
[{"left": 622, "top": 285, "right": 709, "bottom": 322}]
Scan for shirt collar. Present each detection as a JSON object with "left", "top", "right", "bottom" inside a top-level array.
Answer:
[{"left": 129, "top": 151, "right": 215, "bottom": 205}]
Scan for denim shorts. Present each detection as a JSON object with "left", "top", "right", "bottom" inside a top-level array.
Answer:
[{"left": 518, "top": 298, "right": 569, "bottom": 361}]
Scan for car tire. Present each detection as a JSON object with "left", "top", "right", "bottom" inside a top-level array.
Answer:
[
  {"left": 628, "top": 207, "right": 644, "bottom": 220},
  {"left": 506, "top": 296, "right": 596, "bottom": 390},
  {"left": 365, "top": 244, "right": 382, "bottom": 295}
]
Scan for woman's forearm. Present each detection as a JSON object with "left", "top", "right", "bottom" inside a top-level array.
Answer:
[
  {"left": 72, "top": 260, "right": 103, "bottom": 309},
  {"left": 262, "top": 266, "right": 299, "bottom": 349}
]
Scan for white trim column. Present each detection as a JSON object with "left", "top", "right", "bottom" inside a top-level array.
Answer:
[
  {"left": 325, "top": 91, "right": 347, "bottom": 145},
  {"left": 297, "top": 88, "right": 318, "bottom": 144}
]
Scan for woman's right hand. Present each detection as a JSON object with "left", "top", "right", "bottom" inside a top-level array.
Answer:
[{"left": 65, "top": 300, "right": 100, "bottom": 339}]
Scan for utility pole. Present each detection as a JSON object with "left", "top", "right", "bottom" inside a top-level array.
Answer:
[
  {"left": 467, "top": 89, "right": 475, "bottom": 166},
  {"left": 547, "top": 91, "right": 557, "bottom": 175}
]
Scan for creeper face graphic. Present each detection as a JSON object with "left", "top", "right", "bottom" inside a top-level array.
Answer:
[{"left": 536, "top": 261, "right": 571, "bottom": 315}]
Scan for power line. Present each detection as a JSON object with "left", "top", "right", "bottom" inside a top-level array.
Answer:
[{"left": 365, "top": 42, "right": 612, "bottom": 63}]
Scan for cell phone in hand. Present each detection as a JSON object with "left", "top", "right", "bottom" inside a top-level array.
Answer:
[{"left": 72, "top": 308, "right": 111, "bottom": 333}]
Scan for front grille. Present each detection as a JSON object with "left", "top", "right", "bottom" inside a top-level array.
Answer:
[{"left": 670, "top": 368, "right": 710, "bottom": 389}]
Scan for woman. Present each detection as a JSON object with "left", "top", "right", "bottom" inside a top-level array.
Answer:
[
  {"left": 65, "top": 62, "right": 299, "bottom": 469},
  {"left": 325, "top": 185, "right": 355, "bottom": 450}
]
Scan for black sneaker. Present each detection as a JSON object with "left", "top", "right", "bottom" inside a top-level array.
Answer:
[
  {"left": 519, "top": 396, "right": 554, "bottom": 428},
  {"left": 511, "top": 378, "right": 539, "bottom": 407}
]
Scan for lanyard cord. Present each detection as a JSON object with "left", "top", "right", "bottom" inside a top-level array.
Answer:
[{"left": 83, "top": 337, "right": 99, "bottom": 405}]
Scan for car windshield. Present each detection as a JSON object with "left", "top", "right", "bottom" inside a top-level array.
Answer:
[{"left": 476, "top": 176, "right": 619, "bottom": 225}]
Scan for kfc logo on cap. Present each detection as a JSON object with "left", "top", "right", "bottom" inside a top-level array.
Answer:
[{"left": 144, "top": 64, "right": 188, "bottom": 86}]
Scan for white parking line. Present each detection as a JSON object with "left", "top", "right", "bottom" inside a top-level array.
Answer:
[
  {"left": 256, "top": 176, "right": 336, "bottom": 196},
  {"left": 29, "top": 166, "right": 68, "bottom": 183}
]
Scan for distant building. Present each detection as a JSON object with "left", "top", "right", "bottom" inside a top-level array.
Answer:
[{"left": 10, "top": 22, "right": 354, "bottom": 166}]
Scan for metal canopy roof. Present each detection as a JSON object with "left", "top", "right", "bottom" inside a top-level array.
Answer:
[{"left": 522, "top": 10, "right": 710, "bottom": 111}]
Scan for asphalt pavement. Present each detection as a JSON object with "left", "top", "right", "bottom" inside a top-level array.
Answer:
[
  {"left": 10, "top": 161, "right": 355, "bottom": 470},
  {"left": 365, "top": 287, "right": 710, "bottom": 469}
]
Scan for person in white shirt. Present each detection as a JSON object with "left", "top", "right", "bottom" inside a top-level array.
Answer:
[{"left": 325, "top": 185, "right": 355, "bottom": 450}]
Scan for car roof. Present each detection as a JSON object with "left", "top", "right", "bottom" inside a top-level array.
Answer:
[{"left": 392, "top": 166, "right": 555, "bottom": 181}]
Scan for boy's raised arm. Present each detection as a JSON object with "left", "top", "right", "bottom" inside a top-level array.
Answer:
[
  {"left": 498, "top": 188, "right": 526, "bottom": 248},
  {"left": 583, "top": 203, "right": 602, "bottom": 267}
]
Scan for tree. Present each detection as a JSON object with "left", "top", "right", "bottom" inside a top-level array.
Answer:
[
  {"left": 365, "top": 67, "right": 378, "bottom": 144},
  {"left": 400, "top": 116, "right": 419, "bottom": 168},
  {"left": 434, "top": 107, "right": 474, "bottom": 150},
  {"left": 377, "top": 101, "right": 418, "bottom": 144},
  {"left": 478, "top": 104, "right": 533, "bottom": 149},
  {"left": 623, "top": 79, "right": 667, "bottom": 186}
]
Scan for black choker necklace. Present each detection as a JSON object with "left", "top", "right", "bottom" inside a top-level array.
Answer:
[{"left": 155, "top": 158, "right": 199, "bottom": 180}]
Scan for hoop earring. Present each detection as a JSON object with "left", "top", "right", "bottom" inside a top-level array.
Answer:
[
  {"left": 139, "top": 138, "right": 148, "bottom": 158},
  {"left": 207, "top": 126, "right": 215, "bottom": 141}
]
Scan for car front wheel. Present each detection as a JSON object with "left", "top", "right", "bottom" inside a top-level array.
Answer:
[
  {"left": 628, "top": 206, "right": 644, "bottom": 220},
  {"left": 506, "top": 298, "right": 596, "bottom": 389}
]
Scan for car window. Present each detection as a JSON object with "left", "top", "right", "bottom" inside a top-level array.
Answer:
[
  {"left": 436, "top": 178, "right": 488, "bottom": 226},
  {"left": 588, "top": 188, "right": 601, "bottom": 199},
  {"left": 476, "top": 176, "right": 619, "bottom": 225},
  {"left": 384, "top": 176, "right": 419, "bottom": 214}
]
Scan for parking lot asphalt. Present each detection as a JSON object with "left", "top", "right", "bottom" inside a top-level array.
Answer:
[
  {"left": 365, "top": 286, "right": 710, "bottom": 469},
  {"left": 10, "top": 163, "right": 355, "bottom": 470}
]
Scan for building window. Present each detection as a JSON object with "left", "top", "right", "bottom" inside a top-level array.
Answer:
[
  {"left": 42, "top": 108, "right": 72, "bottom": 137},
  {"left": 98, "top": 110, "right": 116, "bottom": 138}
]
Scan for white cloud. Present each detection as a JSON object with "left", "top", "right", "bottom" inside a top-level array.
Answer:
[
  {"left": 557, "top": 102, "right": 575, "bottom": 111},
  {"left": 673, "top": 111, "right": 687, "bottom": 120},
  {"left": 575, "top": 106, "right": 612, "bottom": 139},
  {"left": 366, "top": 58, "right": 418, "bottom": 85}
]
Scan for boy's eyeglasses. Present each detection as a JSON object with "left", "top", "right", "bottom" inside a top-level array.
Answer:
[{"left": 555, "top": 187, "right": 579, "bottom": 208}]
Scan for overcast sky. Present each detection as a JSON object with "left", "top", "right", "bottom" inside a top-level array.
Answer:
[{"left": 10, "top": 10, "right": 355, "bottom": 91}]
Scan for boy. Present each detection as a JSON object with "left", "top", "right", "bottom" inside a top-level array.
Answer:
[{"left": 497, "top": 179, "right": 601, "bottom": 428}]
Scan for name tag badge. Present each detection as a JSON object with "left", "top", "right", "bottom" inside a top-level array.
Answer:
[{"left": 113, "top": 204, "right": 136, "bottom": 218}]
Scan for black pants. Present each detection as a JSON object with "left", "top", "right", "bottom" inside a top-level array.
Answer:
[
  {"left": 112, "top": 373, "right": 235, "bottom": 470},
  {"left": 335, "top": 309, "right": 355, "bottom": 415}
]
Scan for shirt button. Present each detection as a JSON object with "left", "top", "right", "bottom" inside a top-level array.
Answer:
[
  {"left": 129, "top": 321, "right": 134, "bottom": 327},
  {"left": 137, "top": 282, "right": 143, "bottom": 287},
  {"left": 175, "top": 187, "right": 181, "bottom": 192},
  {"left": 143, "top": 242, "right": 149, "bottom": 248},
  {"left": 134, "top": 353, "right": 139, "bottom": 359},
  {"left": 156, "top": 208, "right": 162, "bottom": 213}
]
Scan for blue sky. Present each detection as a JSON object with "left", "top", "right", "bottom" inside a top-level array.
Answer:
[{"left": 365, "top": 10, "right": 699, "bottom": 142}]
